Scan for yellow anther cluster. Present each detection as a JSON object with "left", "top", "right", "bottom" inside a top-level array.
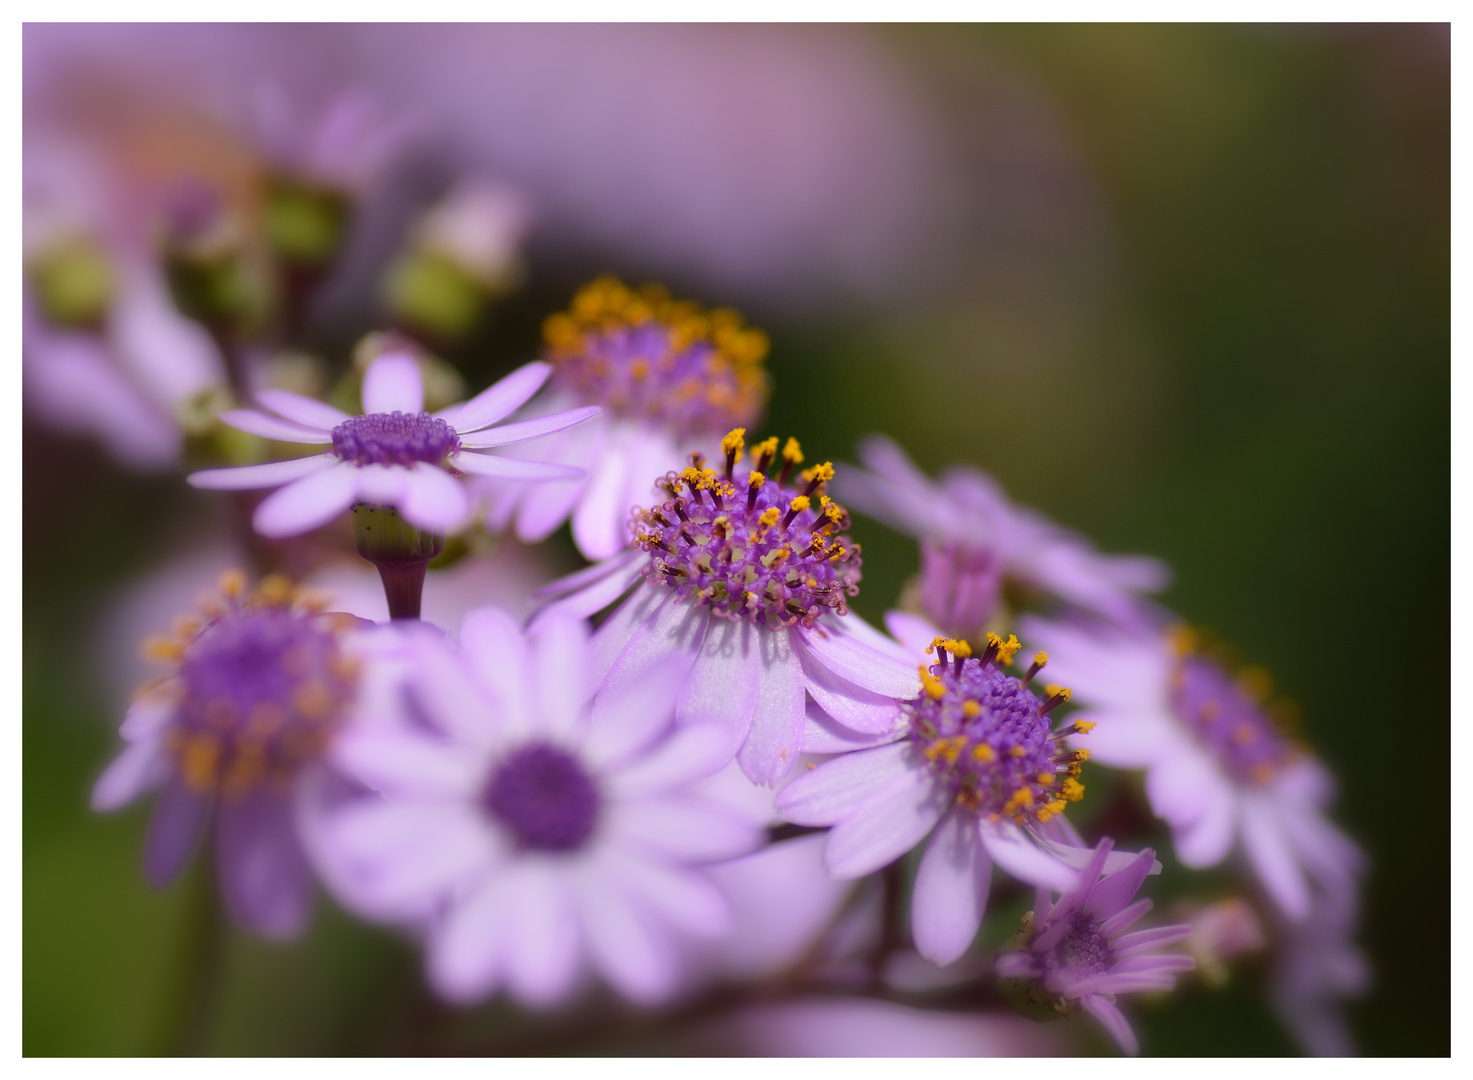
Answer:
[
  {"left": 923, "top": 735, "right": 968, "bottom": 765},
  {"left": 919, "top": 665, "right": 947, "bottom": 700},
  {"left": 987, "top": 633, "right": 1022, "bottom": 665},
  {"left": 789, "top": 496, "right": 811, "bottom": 514},
  {"left": 800, "top": 462, "right": 835, "bottom": 485},
  {"left": 782, "top": 437, "right": 804, "bottom": 464},
  {"left": 971, "top": 742, "right": 993, "bottom": 761},
  {"left": 1061, "top": 778, "right": 1086, "bottom": 802},
  {"left": 721, "top": 428, "right": 746, "bottom": 458},
  {"left": 758, "top": 507, "right": 781, "bottom": 528},
  {"left": 1073, "top": 719, "right": 1097, "bottom": 734},
  {"left": 751, "top": 436, "right": 779, "bottom": 462},
  {"left": 963, "top": 700, "right": 982, "bottom": 719}
]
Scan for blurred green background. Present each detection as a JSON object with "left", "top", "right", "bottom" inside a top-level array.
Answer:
[{"left": 25, "top": 25, "right": 1447, "bottom": 1056}]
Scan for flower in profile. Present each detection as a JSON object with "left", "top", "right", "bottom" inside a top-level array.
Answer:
[
  {"left": 1267, "top": 887, "right": 1369, "bottom": 1057},
  {"left": 186, "top": 350, "right": 599, "bottom": 537},
  {"left": 996, "top": 838, "right": 1194, "bottom": 1056},
  {"left": 483, "top": 277, "right": 771, "bottom": 559},
  {"left": 90, "top": 571, "right": 374, "bottom": 937},
  {"left": 532, "top": 433, "right": 920, "bottom": 785},
  {"left": 307, "top": 607, "right": 763, "bottom": 1007},
  {"left": 832, "top": 435, "right": 1168, "bottom": 638},
  {"left": 778, "top": 633, "right": 1101, "bottom": 967},
  {"left": 1021, "top": 617, "right": 1365, "bottom": 922}
]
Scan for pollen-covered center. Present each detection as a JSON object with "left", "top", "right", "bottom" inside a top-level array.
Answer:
[
  {"left": 1169, "top": 637, "right": 1294, "bottom": 786},
  {"left": 632, "top": 432, "right": 862, "bottom": 630},
  {"left": 331, "top": 411, "right": 461, "bottom": 467},
  {"left": 1042, "top": 909, "right": 1115, "bottom": 983},
  {"left": 905, "top": 636, "right": 1089, "bottom": 824},
  {"left": 483, "top": 743, "right": 601, "bottom": 852},
  {"left": 170, "top": 608, "right": 356, "bottom": 796},
  {"left": 542, "top": 276, "right": 769, "bottom": 437}
]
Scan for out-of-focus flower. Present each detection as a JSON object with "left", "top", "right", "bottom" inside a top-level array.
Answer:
[
  {"left": 1267, "top": 888, "right": 1370, "bottom": 1057},
  {"left": 483, "top": 278, "right": 770, "bottom": 560},
  {"left": 703, "top": 997, "right": 1078, "bottom": 1057},
  {"left": 1174, "top": 897, "right": 1265, "bottom": 988},
  {"left": 187, "top": 351, "right": 599, "bottom": 537},
  {"left": 23, "top": 141, "right": 227, "bottom": 468},
  {"left": 779, "top": 634, "right": 1101, "bottom": 967},
  {"left": 533, "top": 438, "right": 919, "bottom": 785},
  {"left": 834, "top": 436, "right": 1169, "bottom": 638},
  {"left": 307, "top": 608, "right": 763, "bottom": 1007},
  {"left": 90, "top": 571, "right": 378, "bottom": 938},
  {"left": 385, "top": 181, "right": 531, "bottom": 341},
  {"left": 996, "top": 838, "right": 1194, "bottom": 1056},
  {"left": 1021, "top": 617, "right": 1365, "bottom": 922}
]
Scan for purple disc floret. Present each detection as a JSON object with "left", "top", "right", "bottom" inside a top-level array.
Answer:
[
  {"left": 483, "top": 742, "right": 601, "bottom": 851},
  {"left": 331, "top": 411, "right": 462, "bottom": 468}
]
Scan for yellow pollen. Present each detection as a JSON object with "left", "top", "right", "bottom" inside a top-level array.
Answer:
[
  {"left": 1075, "top": 748, "right": 1091, "bottom": 761},
  {"left": 1004, "top": 788, "right": 1035, "bottom": 814},
  {"left": 962, "top": 700, "right": 982, "bottom": 719},
  {"left": 924, "top": 735, "right": 968, "bottom": 764},
  {"left": 1238, "top": 665, "right": 1274, "bottom": 704},
  {"left": 629, "top": 359, "right": 649, "bottom": 380},
  {"left": 721, "top": 428, "right": 746, "bottom": 457},
  {"left": 181, "top": 734, "right": 220, "bottom": 791},
  {"left": 789, "top": 495, "right": 811, "bottom": 514},
  {"left": 1038, "top": 773, "right": 1055, "bottom": 784},
  {"left": 1032, "top": 651, "right": 1048, "bottom": 668},
  {"left": 1233, "top": 722, "right": 1258, "bottom": 746},
  {"left": 972, "top": 743, "right": 994, "bottom": 762},
  {"left": 1010, "top": 746, "right": 1026, "bottom": 758},
  {"left": 172, "top": 615, "right": 202, "bottom": 639},
  {"left": 758, "top": 507, "right": 780, "bottom": 528},
  {"left": 782, "top": 437, "right": 803, "bottom": 464},
  {"left": 293, "top": 681, "right": 336, "bottom": 719},
  {"left": 254, "top": 575, "right": 294, "bottom": 608},
  {"left": 143, "top": 635, "right": 184, "bottom": 663},
  {"left": 1046, "top": 799, "right": 1067, "bottom": 816},
  {"left": 987, "top": 633, "right": 1022, "bottom": 665},
  {"left": 801, "top": 462, "right": 835, "bottom": 484},
  {"left": 748, "top": 472, "right": 766, "bottom": 490},
  {"left": 1072, "top": 720, "right": 1097, "bottom": 733},
  {"left": 218, "top": 569, "right": 247, "bottom": 598},
  {"left": 752, "top": 436, "right": 779, "bottom": 462},
  {"left": 1061, "top": 778, "right": 1086, "bottom": 802},
  {"left": 919, "top": 666, "right": 946, "bottom": 700}
]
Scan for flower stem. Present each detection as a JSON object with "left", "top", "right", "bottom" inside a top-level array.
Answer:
[
  {"left": 151, "top": 842, "right": 228, "bottom": 1056},
  {"left": 351, "top": 504, "right": 445, "bottom": 621}
]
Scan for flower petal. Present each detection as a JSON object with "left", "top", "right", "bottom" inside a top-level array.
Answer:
[
  {"left": 215, "top": 793, "right": 313, "bottom": 939},
  {"left": 980, "top": 822, "right": 1078, "bottom": 891},
  {"left": 1172, "top": 781, "right": 1237, "bottom": 867},
  {"left": 911, "top": 810, "right": 992, "bottom": 966},
  {"left": 362, "top": 353, "right": 424, "bottom": 415},
  {"left": 573, "top": 865, "right": 678, "bottom": 1003},
  {"left": 797, "top": 622, "right": 921, "bottom": 699},
  {"left": 399, "top": 463, "right": 470, "bottom": 533},
  {"left": 608, "top": 795, "right": 759, "bottom": 863},
  {"left": 256, "top": 389, "right": 348, "bottom": 430},
  {"left": 251, "top": 462, "right": 360, "bottom": 537},
  {"left": 735, "top": 629, "right": 808, "bottom": 786},
  {"left": 1085, "top": 847, "right": 1157, "bottom": 921},
  {"left": 501, "top": 860, "right": 582, "bottom": 1007},
  {"left": 438, "top": 361, "right": 551, "bottom": 432},
  {"left": 452, "top": 451, "right": 586, "bottom": 481},
  {"left": 144, "top": 778, "right": 209, "bottom": 888},
  {"left": 92, "top": 740, "right": 170, "bottom": 812},
  {"left": 797, "top": 635, "right": 906, "bottom": 735},
  {"left": 570, "top": 442, "right": 635, "bottom": 562},
  {"left": 187, "top": 454, "right": 337, "bottom": 491},
  {"left": 677, "top": 618, "right": 760, "bottom": 768},
  {"left": 528, "top": 612, "right": 591, "bottom": 738},
  {"left": 1080, "top": 993, "right": 1139, "bottom": 1056},
  {"left": 799, "top": 700, "right": 905, "bottom": 754},
  {"left": 1240, "top": 792, "right": 1311, "bottom": 919},
  {"left": 218, "top": 409, "right": 334, "bottom": 444},
  {"left": 457, "top": 406, "right": 601, "bottom": 448},
  {"left": 777, "top": 740, "right": 914, "bottom": 826},
  {"left": 428, "top": 875, "right": 512, "bottom": 1004},
  {"left": 823, "top": 765, "right": 949, "bottom": 878}
]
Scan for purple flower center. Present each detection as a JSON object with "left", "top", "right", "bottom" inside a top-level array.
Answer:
[
  {"left": 917, "top": 539, "right": 1003, "bottom": 638},
  {"left": 172, "top": 610, "right": 354, "bottom": 796},
  {"left": 483, "top": 743, "right": 601, "bottom": 852},
  {"left": 330, "top": 411, "right": 461, "bottom": 467},
  {"left": 1170, "top": 654, "right": 1292, "bottom": 786},
  {"left": 1040, "top": 910, "right": 1115, "bottom": 984},
  {"left": 633, "top": 457, "right": 861, "bottom": 630},
  {"left": 906, "top": 652, "right": 1085, "bottom": 822},
  {"left": 544, "top": 278, "right": 768, "bottom": 438}
]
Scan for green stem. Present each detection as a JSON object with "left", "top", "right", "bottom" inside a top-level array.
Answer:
[{"left": 150, "top": 843, "right": 228, "bottom": 1056}]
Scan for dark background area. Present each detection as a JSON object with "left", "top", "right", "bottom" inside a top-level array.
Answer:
[{"left": 24, "top": 24, "right": 1448, "bottom": 1055}]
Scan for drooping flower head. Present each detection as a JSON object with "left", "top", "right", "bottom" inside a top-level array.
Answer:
[
  {"left": 543, "top": 276, "right": 769, "bottom": 440},
  {"left": 91, "top": 570, "right": 372, "bottom": 937},
  {"left": 833, "top": 436, "right": 1168, "bottom": 639},
  {"left": 306, "top": 607, "right": 764, "bottom": 1007},
  {"left": 632, "top": 433, "right": 860, "bottom": 629},
  {"left": 533, "top": 433, "right": 919, "bottom": 785},
  {"left": 1022, "top": 616, "right": 1366, "bottom": 923},
  {"left": 996, "top": 838, "right": 1194, "bottom": 1056},
  {"left": 483, "top": 279, "right": 774, "bottom": 559},
  {"left": 778, "top": 632, "right": 1111, "bottom": 968},
  {"left": 187, "top": 349, "right": 599, "bottom": 537}
]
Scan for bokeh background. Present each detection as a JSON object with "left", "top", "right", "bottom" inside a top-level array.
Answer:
[{"left": 23, "top": 24, "right": 1448, "bottom": 1056}]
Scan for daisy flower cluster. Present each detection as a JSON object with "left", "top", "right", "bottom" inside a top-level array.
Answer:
[{"left": 28, "top": 73, "right": 1367, "bottom": 1060}]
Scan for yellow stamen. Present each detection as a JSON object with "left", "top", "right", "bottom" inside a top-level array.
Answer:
[
  {"left": 962, "top": 700, "right": 982, "bottom": 719},
  {"left": 972, "top": 743, "right": 994, "bottom": 761},
  {"left": 919, "top": 665, "right": 946, "bottom": 700},
  {"left": 758, "top": 507, "right": 780, "bottom": 528},
  {"left": 721, "top": 428, "right": 746, "bottom": 458},
  {"left": 1061, "top": 778, "right": 1086, "bottom": 802},
  {"left": 781, "top": 437, "right": 803, "bottom": 464},
  {"left": 788, "top": 495, "right": 811, "bottom": 514},
  {"left": 218, "top": 569, "right": 247, "bottom": 599}
]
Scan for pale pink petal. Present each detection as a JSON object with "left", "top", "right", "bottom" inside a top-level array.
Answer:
[
  {"left": 585, "top": 572, "right": 665, "bottom": 678},
  {"left": 528, "top": 612, "right": 591, "bottom": 738},
  {"left": 1240, "top": 793, "right": 1311, "bottom": 919},
  {"left": 979, "top": 822, "right": 1078, "bottom": 891},
  {"left": 823, "top": 767, "right": 950, "bottom": 878},
  {"left": 362, "top": 353, "right": 424, "bottom": 415},
  {"left": 571, "top": 444, "right": 634, "bottom": 561},
  {"left": 251, "top": 463, "right": 359, "bottom": 537},
  {"left": 91, "top": 739, "right": 170, "bottom": 811},
  {"left": 428, "top": 875, "right": 512, "bottom": 1004},
  {"left": 457, "top": 405, "right": 602, "bottom": 448},
  {"left": 451, "top": 451, "right": 585, "bottom": 481},
  {"left": 459, "top": 606, "right": 532, "bottom": 728},
  {"left": 218, "top": 408, "right": 333, "bottom": 443},
  {"left": 501, "top": 861, "right": 582, "bottom": 1007},
  {"left": 119, "top": 693, "right": 178, "bottom": 742},
  {"left": 608, "top": 796, "right": 759, "bottom": 863},
  {"left": 187, "top": 454, "right": 336, "bottom": 491},
  {"left": 256, "top": 388, "right": 348, "bottom": 430},
  {"left": 883, "top": 610, "right": 942, "bottom": 655},
  {"left": 1172, "top": 782, "right": 1237, "bottom": 868},
  {"left": 1080, "top": 993, "right": 1139, "bottom": 1055},
  {"left": 573, "top": 867, "right": 678, "bottom": 1003},
  {"left": 349, "top": 463, "right": 408, "bottom": 505},
  {"left": 513, "top": 472, "right": 588, "bottom": 543},
  {"left": 331, "top": 727, "right": 486, "bottom": 798},
  {"left": 911, "top": 810, "right": 992, "bottom": 966},
  {"left": 1070, "top": 710, "right": 1176, "bottom": 765},
  {"left": 438, "top": 361, "right": 551, "bottom": 431},
  {"left": 604, "top": 852, "right": 731, "bottom": 939},
  {"left": 800, "top": 701, "right": 905, "bottom": 754},
  {"left": 1143, "top": 742, "right": 1225, "bottom": 826},
  {"left": 736, "top": 629, "right": 808, "bottom": 786},
  {"left": 1114, "top": 924, "right": 1193, "bottom": 957},
  {"left": 1085, "top": 848, "right": 1157, "bottom": 920},
  {"left": 606, "top": 724, "right": 735, "bottom": 796},
  {"left": 777, "top": 740, "right": 914, "bottom": 826},
  {"left": 585, "top": 669, "right": 682, "bottom": 770},
  {"left": 798, "top": 636, "right": 906, "bottom": 735},
  {"left": 676, "top": 618, "right": 760, "bottom": 766},
  {"left": 797, "top": 622, "right": 921, "bottom": 699},
  {"left": 404, "top": 636, "right": 505, "bottom": 748},
  {"left": 399, "top": 463, "right": 470, "bottom": 533},
  {"left": 595, "top": 594, "right": 709, "bottom": 706}
]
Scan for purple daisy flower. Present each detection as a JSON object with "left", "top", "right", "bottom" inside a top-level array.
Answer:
[
  {"left": 1267, "top": 887, "right": 1369, "bottom": 1056},
  {"left": 532, "top": 435, "right": 922, "bottom": 786},
  {"left": 187, "top": 351, "right": 600, "bottom": 538},
  {"left": 90, "top": 571, "right": 381, "bottom": 938},
  {"left": 778, "top": 633, "right": 1117, "bottom": 968},
  {"left": 305, "top": 607, "right": 764, "bottom": 1007},
  {"left": 1020, "top": 617, "right": 1366, "bottom": 922},
  {"left": 250, "top": 83, "right": 420, "bottom": 196},
  {"left": 996, "top": 837, "right": 1194, "bottom": 1056},
  {"left": 483, "top": 277, "right": 771, "bottom": 560},
  {"left": 832, "top": 435, "right": 1169, "bottom": 638}
]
